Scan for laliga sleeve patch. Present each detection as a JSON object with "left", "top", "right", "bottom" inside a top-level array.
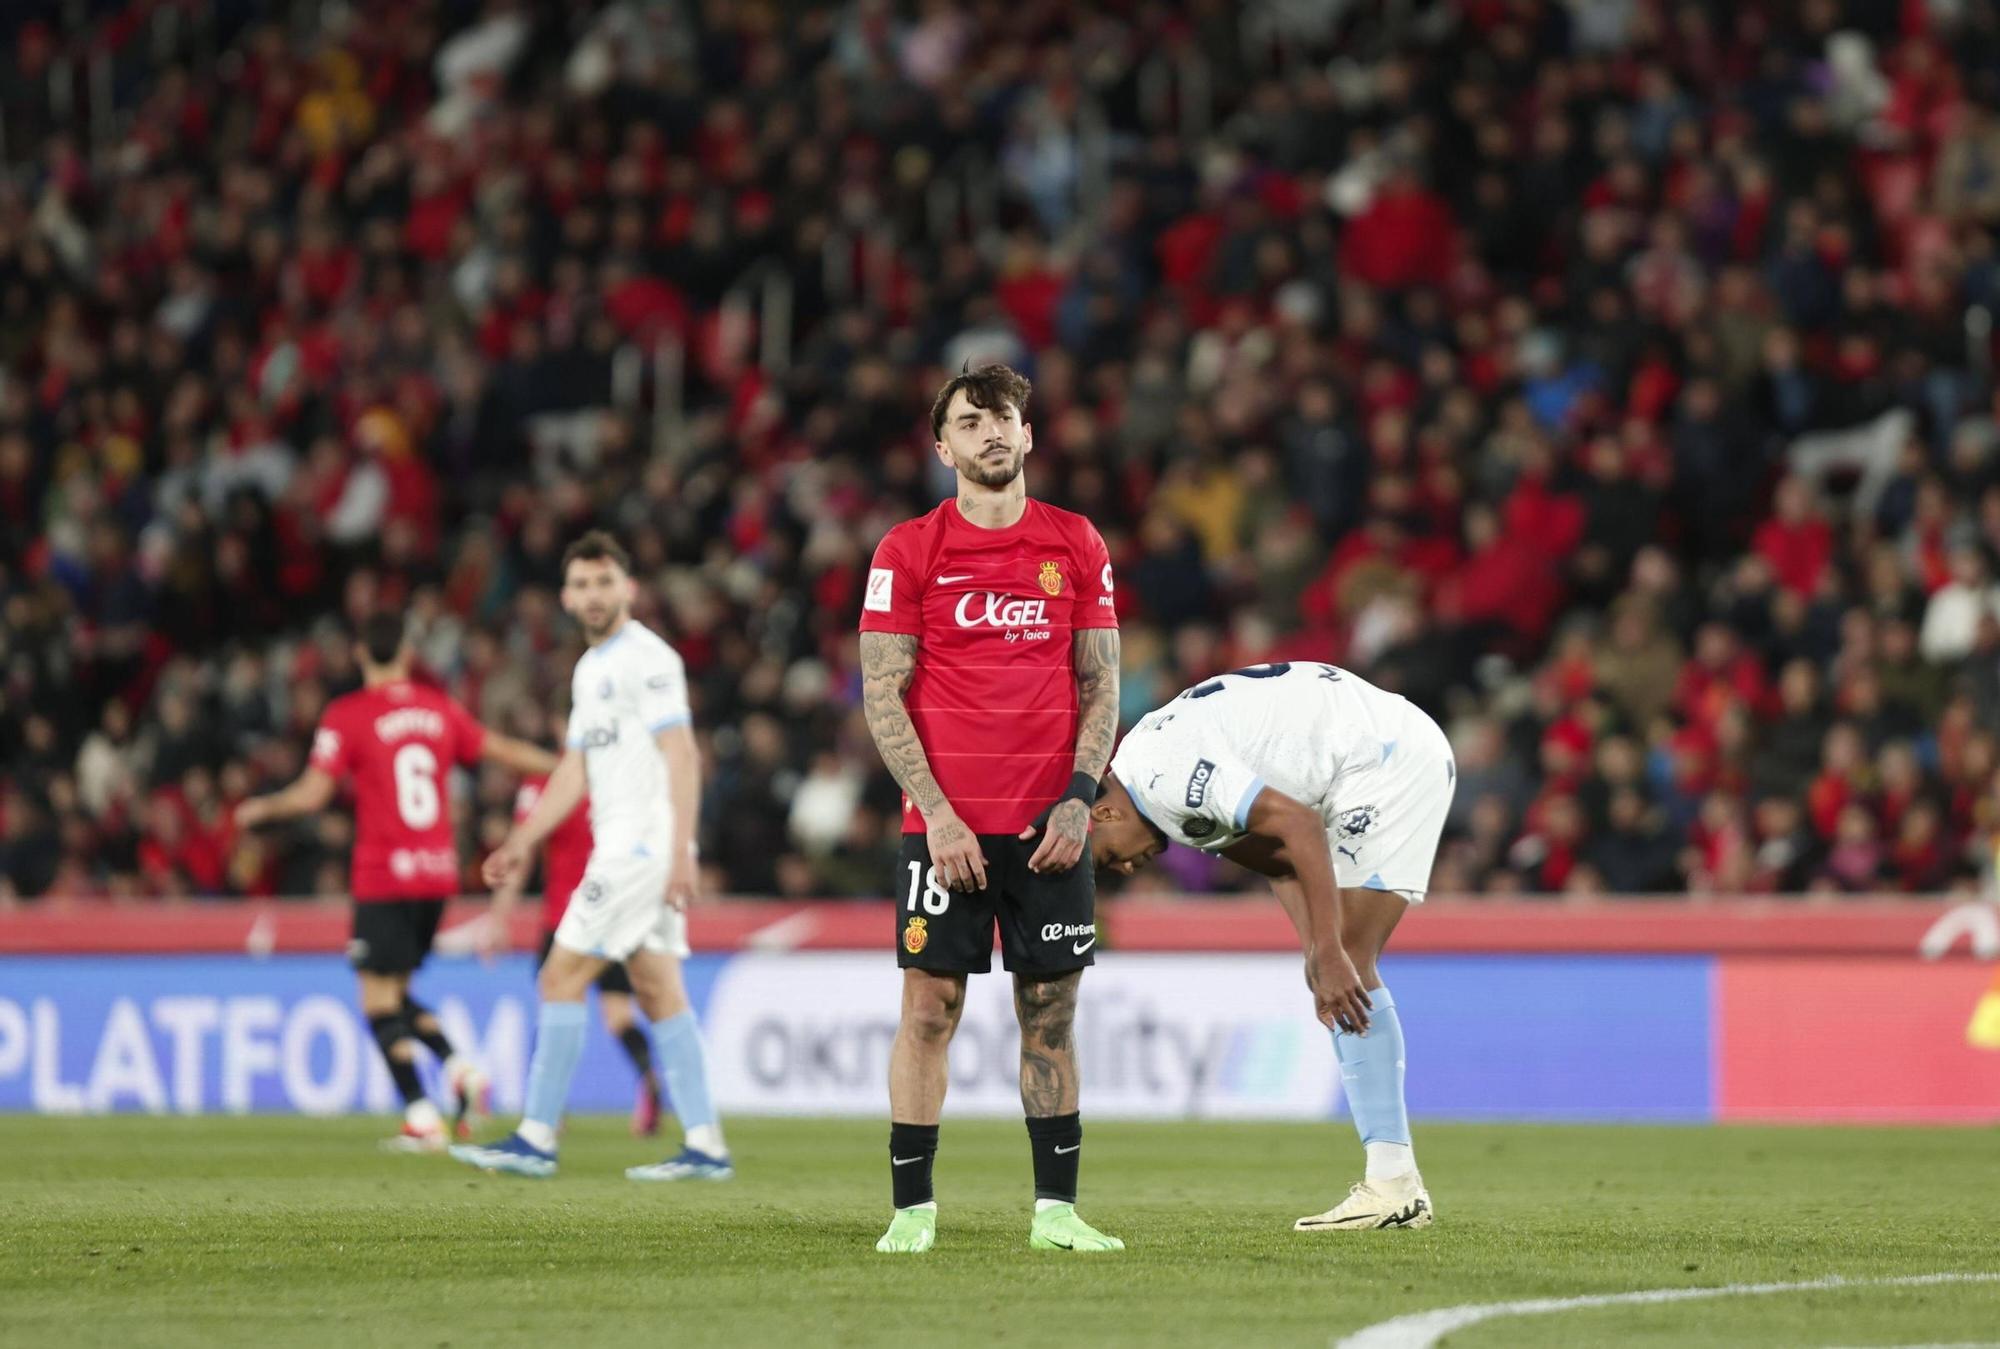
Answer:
[{"left": 865, "top": 568, "right": 895, "bottom": 612}]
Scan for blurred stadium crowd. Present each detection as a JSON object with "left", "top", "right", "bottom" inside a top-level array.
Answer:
[{"left": 6, "top": 0, "right": 2000, "bottom": 904}]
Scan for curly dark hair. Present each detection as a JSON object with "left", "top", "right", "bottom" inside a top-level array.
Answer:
[{"left": 928, "top": 363, "right": 1033, "bottom": 439}]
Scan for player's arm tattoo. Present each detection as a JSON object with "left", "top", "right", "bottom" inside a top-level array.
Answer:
[
  {"left": 1014, "top": 972, "right": 1081, "bottom": 1116},
  {"left": 1070, "top": 628, "right": 1121, "bottom": 781},
  {"left": 859, "top": 631, "right": 950, "bottom": 819}
]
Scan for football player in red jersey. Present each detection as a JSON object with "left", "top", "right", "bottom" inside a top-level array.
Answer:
[
  {"left": 485, "top": 710, "right": 666, "bottom": 1136},
  {"left": 237, "top": 614, "right": 557, "bottom": 1151},
  {"left": 859, "top": 364, "right": 1123, "bottom": 1254}
]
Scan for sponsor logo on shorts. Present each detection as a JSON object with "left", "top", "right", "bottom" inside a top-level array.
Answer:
[
  {"left": 1039, "top": 560, "right": 1063, "bottom": 596},
  {"left": 1185, "top": 759, "right": 1215, "bottom": 808},
  {"left": 1335, "top": 805, "right": 1378, "bottom": 840},
  {"left": 1183, "top": 817, "right": 1216, "bottom": 840},
  {"left": 903, "top": 916, "right": 929, "bottom": 954},
  {"left": 580, "top": 878, "right": 607, "bottom": 906},
  {"left": 1041, "top": 923, "right": 1094, "bottom": 941}
]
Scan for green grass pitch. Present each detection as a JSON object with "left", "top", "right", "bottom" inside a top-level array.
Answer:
[{"left": 3, "top": 1117, "right": 1997, "bottom": 1347}]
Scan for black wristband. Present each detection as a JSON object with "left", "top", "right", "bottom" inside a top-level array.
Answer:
[{"left": 1060, "top": 771, "right": 1098, "bottom": 808}]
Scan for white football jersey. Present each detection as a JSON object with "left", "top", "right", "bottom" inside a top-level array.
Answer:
[
  {"left": 565, "top": 620, "right": 691, "bottom": 855},
  {"left": 1109, "top": 661, "right": 1422, "bottom": 852}
]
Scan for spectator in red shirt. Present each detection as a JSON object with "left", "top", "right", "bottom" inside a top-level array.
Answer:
[{"left": 1753, "top": 476, "right": 1836, "bottom": 597}]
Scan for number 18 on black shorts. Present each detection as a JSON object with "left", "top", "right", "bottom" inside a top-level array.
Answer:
[{"left": 894, "top": 833, "right": 1097, "bottom": 977}]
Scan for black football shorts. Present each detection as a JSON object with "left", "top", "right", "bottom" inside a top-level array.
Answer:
[
  {"left": 348, "top": 899, "right": 446, "bottom": 974},
  {"left": 893, "top": 832, "right": 1097, "bottom": 976}
]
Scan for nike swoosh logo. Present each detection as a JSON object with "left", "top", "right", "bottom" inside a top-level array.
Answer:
[
  {"left": 1053, "top": 1144, "right": 1080, "bottom": 1155},
  {"left": 1072, "top": 938, "right": 1096, "bottom": 954},
  {"left": 937, "top": 574, "right": 974, "bottom": 584},
  {"left": 892, "top": 1156, "right": 924, "bottom": 1166}
]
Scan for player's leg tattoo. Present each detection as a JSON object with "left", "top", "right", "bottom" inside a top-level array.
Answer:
[
  {"left": 1016, "top": 972, "right": 1085, "bottom": 1205},
  {"left": 889, "top": 969, "right": 966, "bottom": 1125},
  {"left": 1013, "top": 971, "right": 1081, "bottom": 1117}
]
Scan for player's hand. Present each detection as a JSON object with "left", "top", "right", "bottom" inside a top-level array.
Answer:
[
  {"left": 925, "top": 809, "right": 987, "bottom": 891},
  {"left": 234, "top": 798, "right": 270, "bottom": 830},
  {"left": 665, "top": 867, "right": 697, "bottom": 913},
  {"left": 481, "top": 838, "right": 530, "bottom": 889},
  {"left": 1306, "top": 946, "right": 1372, "bottom": 1035},
  {"left": 1022, "top": 798, "right": 1088, "bottom": 874}
]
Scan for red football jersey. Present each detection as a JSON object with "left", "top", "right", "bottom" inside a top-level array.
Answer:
[
  {"left": 513, "top": 774, "right": 594, "bottom": 931},
  {"left": 859, "top": 498, "right": 1117, "bottom": 834},
  {"left": 309, "top": 680, "right": 487, "bottom": 901}
]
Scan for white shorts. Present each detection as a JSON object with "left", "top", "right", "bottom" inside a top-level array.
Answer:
[
  {"left": 551, "top": 849, "right": 690, "bottom": 962},
  {"left": 1323, "top": 703, "right": 1456, "bottom": 903}
]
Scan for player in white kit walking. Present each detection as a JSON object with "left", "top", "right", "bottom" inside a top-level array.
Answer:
[
  {"left": 451, "top": 531, "right": 730, "bottom": 1181},
  {"left": 1083, "top": 661, "right": 1453, "bottom": 1230}
]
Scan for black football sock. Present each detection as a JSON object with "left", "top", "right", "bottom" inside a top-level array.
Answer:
[
  {"left": 1027, "top": 1112, "right": 1082, "bottom": 1203},
  {"left": 401, "top": 998, "right": 455, "bottom": 1061},
  {"left": 890, "top": 1121, "right": 940, "bottom": 1209},
  {"left": 369, "top": 1013, "right": 425, "bottom": 1106},
  {"left": 617, "top": 1025, "right": 657, "bottom": 1080}
]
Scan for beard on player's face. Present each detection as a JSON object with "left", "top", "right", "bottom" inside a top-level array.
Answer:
[
  {"left": 570, "top": 594, "right": 626, "bottom": 640},
  {"left": 954, "top": 443, "right": 1025, "bottom": 488}
]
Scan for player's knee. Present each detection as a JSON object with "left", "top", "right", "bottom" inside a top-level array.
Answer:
[
  {"left": 356, "top": 978, "right": 402, "bottom": 1019},
  {"left": 537, "top": 962, "right": 590, "bottom": 1003},
  {"left": 901, "top": 981, "right": 963, "bottom": 1044}
]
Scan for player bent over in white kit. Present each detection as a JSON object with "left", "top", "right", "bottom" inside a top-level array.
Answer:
[
  {"left": 452, "top": 531, "right": 730, "bottom": 1181},
  {"left": 1086, "top": 661, "right": 1453, "bottom": 1230}
]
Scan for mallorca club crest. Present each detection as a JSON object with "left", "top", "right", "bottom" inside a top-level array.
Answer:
[
  {"left": 1038, "top": 560, "right": 1063, "bottom": 596},
  {"left": 903, "top": 916, "right": 929, "bottom": 954}
]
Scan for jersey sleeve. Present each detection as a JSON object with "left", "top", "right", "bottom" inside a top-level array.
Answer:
[
  {"left": 1114, "top": 722, "right": 1264, "bottom": 851},
  {"left": 858, "top": 528, "right": 923, "bottom": 635},
  {"left": 1071, "top": 520, "right": 1118, "bottom": 630},
  {"left": 308, "top": 708, "right": 351, "bottom": 781},
  {"left": 447, "top": 697, "right": 488, "bottom": 767},
  {"left": 635, "top": 643, "right": 692, "bottom": 733}
]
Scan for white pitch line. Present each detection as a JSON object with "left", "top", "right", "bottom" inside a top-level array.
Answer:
[{"left": 1334, "top": 1271, "right": 2000, "bottom": 1349}]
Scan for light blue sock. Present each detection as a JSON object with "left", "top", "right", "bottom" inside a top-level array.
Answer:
[
  {"left": 522, "top": 1000, "right": 588, "bottom": 1137},
  {"left": 650, "top": 1009, "right": 720, "bottom": 1139},
  {"left": 1332, "top": 986, "right": 1410, "bottom": 1147}
]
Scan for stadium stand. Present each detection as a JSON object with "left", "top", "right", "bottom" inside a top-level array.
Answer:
[{"left": 4, "top": 0, "right": 2000, "bottom": 903}]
